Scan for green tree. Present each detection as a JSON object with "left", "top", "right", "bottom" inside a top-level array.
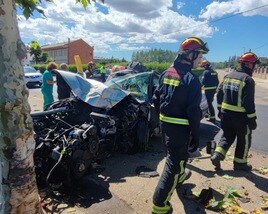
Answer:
[
  {"left": 30, "top": 41, "right": 42, "bottom": 64},
  {"left": 39, "top": 51, "right": 52, "bottom": 63},
  {"left": 0, "top": 0, "right": 103, "bottom": 213},
  {"left": 132, "top": 48, "right": 177, "bottom": 63}
]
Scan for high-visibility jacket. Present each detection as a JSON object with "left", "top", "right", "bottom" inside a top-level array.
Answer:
[
  {"left": 153, "top": 63, "right": 202, "bottom": 140},
  {"left": 217, "top": 68, "right": 256, "bottom": 119},
  {"left": 100, "top": 66, "right": 106, "bottom": 74},
  {"left": 201, "top": 68, "right": 219, "bottom": 91}
]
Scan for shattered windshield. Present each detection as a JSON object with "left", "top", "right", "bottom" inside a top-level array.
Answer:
[{"left": 105, "top": 72, "right": 152, "bottom": 102}]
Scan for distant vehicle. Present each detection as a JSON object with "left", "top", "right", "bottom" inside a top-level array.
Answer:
[{"left": 24, "top": 66, "right": 42, "bottom": 87}]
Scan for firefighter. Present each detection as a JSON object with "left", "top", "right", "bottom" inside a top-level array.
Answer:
[
  {"left": 152, "top": 37, "right": 209, "bottom": 214},
  {"left": 211, "top": 52, "right": 260, "bottom": 171},
  {"left": 201, "top": 60, "right": 219, "bottom": 122},
  {"left": 100, "top": 63, "right": 107, "bottom": 82}
]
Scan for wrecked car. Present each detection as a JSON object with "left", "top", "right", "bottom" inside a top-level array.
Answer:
[
  {"left": 31, "top": 70, "right": 160, "bottom": 190},
  {"left": 31, "top": 69, "right": 208, "bottom": 191}
]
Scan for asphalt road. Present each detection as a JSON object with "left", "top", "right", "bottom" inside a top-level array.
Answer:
[{"left": 27, "top": 77, "right": 268, "bottom": 155}]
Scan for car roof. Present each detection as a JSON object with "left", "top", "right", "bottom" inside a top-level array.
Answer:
[{"left": 24, "top": 66, "right": 37, "bottom": 73}]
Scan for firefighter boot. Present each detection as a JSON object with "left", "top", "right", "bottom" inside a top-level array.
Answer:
[
  {"left": 233, "top": 163, "right": 252, "bottom": 171},
  {"left": 210, "top": 152, "right": 224, "bottom": 170}
]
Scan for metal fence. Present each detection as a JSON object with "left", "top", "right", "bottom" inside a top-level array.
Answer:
[{"left": 253, "top": 66, "right": 268, "bottom": 79}]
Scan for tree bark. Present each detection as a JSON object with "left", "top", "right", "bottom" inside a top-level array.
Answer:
[{"left": 0, "top": 1, "right": 40, "bottom": 213}]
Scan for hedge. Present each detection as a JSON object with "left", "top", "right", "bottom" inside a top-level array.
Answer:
[{"left": 32, "top": 62, "right": 204, "bottom": 77}]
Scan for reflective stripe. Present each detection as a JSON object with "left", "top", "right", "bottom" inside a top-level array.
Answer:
[
  {"left": 247, "top": 113, "right": 256, "bottom": 118},
  {"left": 218, "top": 104, "right": 222, "bottom": 108},
  {"left": 163, "top": 78, "right": 180, "bottom": 86},
  {"left": 221, "top": 102, "right": 246, "bottom": 112},
  {"left": 215, "top": 147, "right": 227, "bottom": 157},
  {"left": 152, "top": 204, "right": 171, "bottom": 214},
  {"left": 211, "top": 73, "right": 217, "bottom": 76},
  {"left": 243, "top": 126, "right": 250, "bottom": 161},
  {"left": 223, "top": 77, "right": 245, "bottom": 108},
  {"left": 224, "top": 78, "right": 245, "bottom": 85},
  {"left": 160, "top": 113, "right": 189, "bottom": 125},
  {"left": 233, "top": 157, "right": 247, "bottom": 163},
  {"left": 204, "top": 86, "right": 217, "bottom": 90},
  {"left": 165, "top": 161, "right": 185, "bottom": 204}
]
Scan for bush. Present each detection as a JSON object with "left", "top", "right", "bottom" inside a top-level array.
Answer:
[
  {"left": 33, "top": 64, "right": 47, "bottom": 73},
  {"left": 144, "top": 62, "right": 170, "bottom": 73}
]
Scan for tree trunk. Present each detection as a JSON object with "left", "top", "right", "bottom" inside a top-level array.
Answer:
[{"left": 0, "top": 1, "right": 40, "bottom": 213}]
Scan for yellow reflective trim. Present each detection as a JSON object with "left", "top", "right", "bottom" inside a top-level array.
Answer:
[
  {"left": 163, "top": 78, "right": 180, "bottom": 86},
  {"left": 165, "top": 161, "right": 185, "bottom": 203},
  {"left": 215, "top": 147, "right": 227, "bottom": 156},
  {"left": 178, "top": 171, "right": 187, "bottom": 183},
  {"left": 238, "top": 80, "right": 245, "bottom": 108},
  {"left": 247, "top": 113, "right": 256, "bottom": 118},
  {"left": 204, "top": 86, "right": 217, "bottom": 90},
  {"left": 234, "top": 157, "right": 247, "bottom": 164},
  {"left": 224, "top": 78, "right": 244, "bottom": 85},
  {"left": 222, "top": 102, "right": 246, "bottom": 112},
  {"left": 152, "top": 204, "right": 171, "bottom": 213},
  {"left": 243, "top": 126, "right": 250, "bottom": 161},
  {"left": 223, "top": 77, "right": 245, "bottom": 107},
  {"left": 160, "top": 113, "right": 189, "bottom": 125},
  {"left": 218, "top": 104, "right": 222, "bottom": 108},
  {"left": 211, "top": 73, "right": 217, "bottom": 76}
]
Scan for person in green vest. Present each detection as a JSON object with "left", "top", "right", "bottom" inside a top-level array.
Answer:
[
  {"left": 41, "top": 62, "right": 57, "bottom": 110},
  {"left": 100, "top": 63, "right": 107, "bottom": 82}
]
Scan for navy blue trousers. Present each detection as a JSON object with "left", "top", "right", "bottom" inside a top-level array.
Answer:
[{"left": 152, "top": 122, "right": 190, "bottom": 214}]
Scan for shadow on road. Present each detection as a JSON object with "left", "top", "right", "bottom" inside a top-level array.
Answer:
[
  {"left": 40, "top": 175, "right": 112, "bottom": 212},
  {"left": 176, "top": 183, "right": 207, "bottom": 214},
  {"left": 216, "top": 169, "right": 268, "bottom": 193},
  {"left": 99, "top": 136, "right": 166, "bottom": 183}
]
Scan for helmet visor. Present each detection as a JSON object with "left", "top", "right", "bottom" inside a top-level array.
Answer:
[{"left": 198, "top": 42, "right": 209, "bottom": 53}]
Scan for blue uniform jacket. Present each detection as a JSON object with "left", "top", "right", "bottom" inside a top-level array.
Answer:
[
  {"left": 153, "top": 63, "right": 202, "bottom": 142},
  {"left": 201, "top": 68, "right": 219, "bottom": 90}
]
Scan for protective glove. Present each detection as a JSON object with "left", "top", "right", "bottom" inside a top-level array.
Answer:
[
  {"left": 248, "top": 118, "right": 257, "bottom": 130},
  {"left": 188, "top": 138, "right": 199, "bottom": 153}
]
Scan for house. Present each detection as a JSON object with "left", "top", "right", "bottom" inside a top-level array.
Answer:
[{"left": 41, "top": 39, "right": 94, "bottom": 64}]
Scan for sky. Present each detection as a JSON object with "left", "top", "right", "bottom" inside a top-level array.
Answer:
[{"left": 17, "top": 0, "right": 268, "bottom": 62}]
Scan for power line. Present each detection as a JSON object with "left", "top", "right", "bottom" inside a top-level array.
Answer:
[
  {"left": 210, "top": 3, "right": 268, "bottom": 24},
  {"left": 254, "top": 42, "right": 268, "bottom": 50},
  {"left": 176, "top": 3, "right": 268, "bottom": 32}
]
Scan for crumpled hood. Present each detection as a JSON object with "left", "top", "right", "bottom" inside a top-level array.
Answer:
[{"left": 55, "top": 70, "right": 130, "bottom": 109}]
